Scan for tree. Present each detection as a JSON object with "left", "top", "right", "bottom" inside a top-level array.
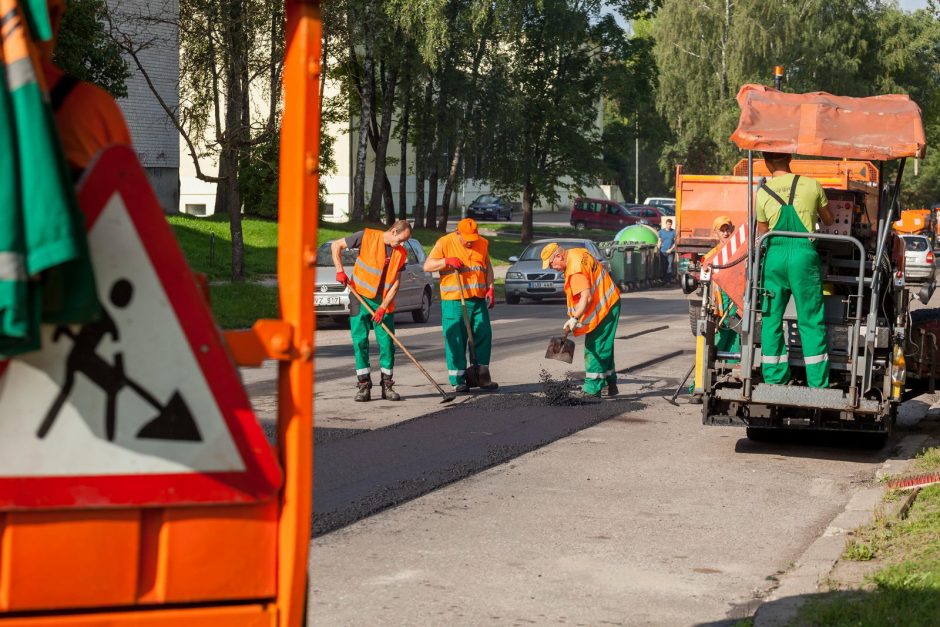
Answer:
[
  {"left": 481, "top": 0, "right": 625, "bottom": 244},
  {"left": 108, "top": 0, "right": 284, "bottom": 281},
  {"left": 56, "top": 0, "right": 129, "bottom": 97}
]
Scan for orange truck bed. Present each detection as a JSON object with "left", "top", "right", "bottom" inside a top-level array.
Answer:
[{"left": 676, "top": 159, "right": 880, "bottom": 257}]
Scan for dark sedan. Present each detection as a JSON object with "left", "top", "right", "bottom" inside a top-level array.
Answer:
[
  {"left": 467, "top": 194, "right": 514, "bottom": 221},
  {"left": 504, "top": 239, "right": 611, "bottom": 304}
]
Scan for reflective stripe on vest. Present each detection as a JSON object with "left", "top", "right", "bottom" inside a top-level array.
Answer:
[
  {"left": 564, "top": 248, "right": 618, "bottom": 337},
  {"left": 351, "top": 228, "right": 406, "bottom": 312},
  {"left": 435, "top": 232, "right": 489, "bottom": 300}
]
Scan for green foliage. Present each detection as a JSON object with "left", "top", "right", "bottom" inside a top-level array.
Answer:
[
  {"left": 240, "top": 131, "right": 280, "bottom": 218},
  {"left": 55, "top": 0, "right": 129, "bottom": 97},
  {"left": 844, "top": 540, "right": 875, "bottom": 561}
]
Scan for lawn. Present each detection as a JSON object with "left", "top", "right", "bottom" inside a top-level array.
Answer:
[{"left": 797, "top": 447, "right": 940, "bottom": 625}]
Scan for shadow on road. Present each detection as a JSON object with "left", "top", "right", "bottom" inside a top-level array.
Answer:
[{"left": 312, "top": 392, "right": 643, "bottom": 537}]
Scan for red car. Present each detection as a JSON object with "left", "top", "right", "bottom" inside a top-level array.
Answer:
[{"left": 570, "top": 198, "right": 663, "bottom": 231}]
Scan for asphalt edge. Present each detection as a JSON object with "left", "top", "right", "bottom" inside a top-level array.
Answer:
[{"left": 752, "top": 433, "right": 931, "bottom": 627}]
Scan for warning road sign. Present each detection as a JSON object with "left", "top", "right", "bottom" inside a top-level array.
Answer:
[{"left": 0, "top": 147, "right": 281, "bottom": 509}]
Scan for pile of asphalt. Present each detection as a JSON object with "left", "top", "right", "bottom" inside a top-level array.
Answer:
[{"left": 312, "top": 389, "right": 642, "bottom": 536}]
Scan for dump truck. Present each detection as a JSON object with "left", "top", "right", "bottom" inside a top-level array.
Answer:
[
  {"left": 685, "top": 83, "right": 936, "bottom": 446},
  {"left": 894, "top": 208, "right": 937, "bottom": 247}
]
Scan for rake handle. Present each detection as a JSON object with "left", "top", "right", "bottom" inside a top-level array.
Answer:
[{"left": 348, "top": 288, "right": 452, "bottom": 400}]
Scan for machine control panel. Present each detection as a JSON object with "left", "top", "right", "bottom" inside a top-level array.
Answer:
[{"left": 817, "top": 190, "right": 870, "bottom": 238}]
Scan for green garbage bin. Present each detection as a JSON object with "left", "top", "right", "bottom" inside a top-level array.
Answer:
[
  {"left": 650, "top": 245, "right": 663, "bottom": 283},
  {"left": 600, "top": 241, "right": 636, "bottom": 291},
  {"left": 634, "top": 245, "right": 650, "bottom": 288}
]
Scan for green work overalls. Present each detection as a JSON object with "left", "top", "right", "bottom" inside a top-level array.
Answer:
[{"left": 759, "top": 176, "right": 830, "bottom": 388}]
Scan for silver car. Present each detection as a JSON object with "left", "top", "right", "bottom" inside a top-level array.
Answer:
[
  {"left": 504, "top": 238, "right": 610, "bottom": 304},
  {"left": 901, "top": 234, "right": 936, "bottom": 284},
  {"left": 315, "top": 239, "right": 434, "bottom": 323}
]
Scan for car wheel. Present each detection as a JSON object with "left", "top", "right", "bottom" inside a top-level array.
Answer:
[
  {"left": 575, "top": 221, "right": 586, "bottom": 231},
  {"left": 412, "top": 288, "right": 432, "bottom": 323},
  {"left": 506, "top": 292, "right": 521, "bottom": 305}
]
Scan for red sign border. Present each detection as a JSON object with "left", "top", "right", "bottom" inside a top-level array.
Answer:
[{"left": 0, "top": 146, "right": 282, "bottom": 509}]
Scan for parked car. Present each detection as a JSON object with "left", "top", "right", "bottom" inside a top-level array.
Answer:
[
  {"left": 901, "top": 234, "right": 936, "bottom": 283},
  {"left": 504, "top": 238, "right": 611, "bottom": 304},
  {"left": 467, "top": 194, "right": 514, "bottom": 221},
  {"left": 569, "top": 197, "right": 662, "bottom": 231},
  {"left": 314, "top": 239, "right": 435, "bottom": 323},
  {"left": 643, "top": 197, "right": 676, "bottom": 214}
]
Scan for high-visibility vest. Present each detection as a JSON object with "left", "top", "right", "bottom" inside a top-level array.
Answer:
[
  {"left": 564, "top": 248, "right": 618, "bottom": 337},
  {"left": 352, "top": 228, "right": 407, "bottom": 311},
  {"left": 434, "top": 232, "right": 489, "bottom": 300}
]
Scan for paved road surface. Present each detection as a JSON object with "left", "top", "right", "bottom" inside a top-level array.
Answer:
[{"left": 241, "top": 285, "right": 936, "bottom": 625}]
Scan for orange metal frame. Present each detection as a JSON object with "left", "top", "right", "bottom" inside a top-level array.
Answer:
[{"left": 0, "top": 0, "right": 319, "bottom": 625}]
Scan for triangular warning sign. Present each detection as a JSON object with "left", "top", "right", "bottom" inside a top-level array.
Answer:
[{"left": 0, "top": 146, "right": 281, "bottom": 509}]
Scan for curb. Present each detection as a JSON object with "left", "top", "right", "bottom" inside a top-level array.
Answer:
[{"left": 752, "top": 433, "right": 931, "bottom": 626}]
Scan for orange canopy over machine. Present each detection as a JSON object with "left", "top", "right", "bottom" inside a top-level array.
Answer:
[{"left": 729, "top": 84, "right": 927, "bottom": 160}]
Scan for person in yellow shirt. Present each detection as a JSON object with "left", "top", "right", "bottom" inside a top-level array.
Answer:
[
  {"left": 542, "top": 242, "right": 620, "bottom": 402},
  {"left": 756, "top": 151, "right": 834, "bottom": 388}
]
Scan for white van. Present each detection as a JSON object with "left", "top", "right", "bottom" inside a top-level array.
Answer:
[{"left": 643, "top": 197, "right": 676, "bottom": 214}]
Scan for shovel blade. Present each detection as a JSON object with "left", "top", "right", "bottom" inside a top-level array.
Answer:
[{"left": 545, "top": 336, "right": 575, "bottom": 363}]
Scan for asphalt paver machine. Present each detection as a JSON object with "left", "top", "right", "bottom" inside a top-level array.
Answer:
[{"left": 695, "top": 84, "right": 933, "bottom": 445}]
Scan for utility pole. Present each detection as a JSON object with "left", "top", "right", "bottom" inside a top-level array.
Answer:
[{"left": 634, "top": 115, "right": 640, "bottom": 203}]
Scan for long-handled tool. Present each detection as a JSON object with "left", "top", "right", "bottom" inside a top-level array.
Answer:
[
  {"left": 348, "top": 288, "right": 455, "bottom": 403},
  {"left": 454, "top": 272, "right": 482, "bottom": 388},
  {"left": 545, "top": 327, "right": 575, "bottom": 363}
]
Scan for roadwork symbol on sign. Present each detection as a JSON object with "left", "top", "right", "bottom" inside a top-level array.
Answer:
[{"left": 0, "top": 146, "right": 281, "bottom": 509}]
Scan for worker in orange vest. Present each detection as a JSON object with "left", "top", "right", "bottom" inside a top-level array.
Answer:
[
  {"left": 541, "top": 242, "right": 620, "bottom": 402},
  {"left": 40, "top": 0, "right": 132, "bottom": 178},
  {"left": 331, "top": 220, "right": 413, "bottom": 401},
  {"left": 424, "top": 218, "right": 498, "bottom": 392}
]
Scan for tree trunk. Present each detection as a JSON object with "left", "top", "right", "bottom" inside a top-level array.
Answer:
[
  {"left": 398, "top": 67, "right": 410, "bottom": 221},
  {"left": 223, "top": 0, "right": 246, "bottom": 281},
  {"left": 368, "top": 63, "right": 398, "bottom": 222},
  {"left": 413, "top": 81, "right": 432, "bottom": 229},
  {"left": 351, "top": 5, "right": 374, "bottom": 223},
  {"left": 438, "top": 138, "right": 461, "bottom": 231},
  {"left": 426, "top": 74, "right": 449, "bottom": 230},
  {"left": 521, "top": 177, "right": 535, "bottom": 245},
  {"left": 383, "top": 174, "right": 395, "bottom": 224}
]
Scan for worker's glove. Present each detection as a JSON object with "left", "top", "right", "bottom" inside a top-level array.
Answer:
[
  {"left": 443, "top": 257, "right": 464, "bottom": 270},
  {"left": 484, "top": 286, "right": 496, "bottom": 310},
  {"left": 371, "top": 306, "right": 387, "bottom": 323},
  {"left": 335, "top": 270, "right": 350, "bottom": 286},
  {"left": 563, "top": 317, "right": 580, "bottom": 333}
]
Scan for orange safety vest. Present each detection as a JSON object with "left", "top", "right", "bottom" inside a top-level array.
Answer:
[
  {"left": 564, "top": 248, "right": 618, "bottom": 337},
  {"left": 434, "top": 232, "right": 489, "bottom": 300},
  {"left": 352, "top": 228, "right": 407, "bottom": 311}
]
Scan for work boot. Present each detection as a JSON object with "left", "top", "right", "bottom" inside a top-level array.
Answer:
[
  {"left": 381, "top": 374, "right": 401, "bottom": 401},
  {"left": 454, "top": 382, "right": 470, "bottom": 393},
  {"left": 571, "top": 390, "right": 602, "bottom": 404},
  {"left": 354, "top": 375, "right": 372, "bottom": 402},
  {"left": 477, "top": 366, "right": 499, "bottom": 391},
  {"left": 605, "top": 381, "right": 619, "bottom": 397}
]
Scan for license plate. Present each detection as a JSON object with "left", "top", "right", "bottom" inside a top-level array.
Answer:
[
  {"left": 315, "top": 295, "right": 342, "bottom": 306},
  {"left": 529, "top": 282, "right": 555, "bottom": 288}
]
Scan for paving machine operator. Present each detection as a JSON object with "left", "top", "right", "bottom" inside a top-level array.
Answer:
[{"left": 756, "top": 151, "right": 835, "bottom": 388}]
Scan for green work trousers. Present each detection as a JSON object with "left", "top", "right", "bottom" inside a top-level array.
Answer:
[
  {"left": 583, "top": 301, "right": 620, "bottom": 396},
  {"left": 350, "top": 295, "right": 395, "bottom": 379},
  {"left": 716, "top": 290, "right": 740, "bottom": 363},
  {"left": 441, "top": 298, "right": 491, "bottom": 385},
  {"left": 761, "top": 240, "right": 829, "bottom": 388}
]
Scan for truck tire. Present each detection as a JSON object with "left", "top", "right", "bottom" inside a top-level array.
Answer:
[{"left": 689, "top": 300, "right": 701, "bottom": 336}]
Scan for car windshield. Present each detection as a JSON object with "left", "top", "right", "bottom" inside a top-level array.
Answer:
[
  {"left": 317, "top": 242, "right": 357, "bottom": 266},
  {"left": 473, "top": 194, "right": 498, "bottom": 204},
  {"left": 904, "top": 237, "right": 930, "bottom": 252},
  {"left": 518, "top": 241, "right": 585, "bottom": 261}
]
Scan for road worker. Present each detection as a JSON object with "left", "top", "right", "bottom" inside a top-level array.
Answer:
[
  {"left": 331, "top": 220, "right": 413, "bottom": 402},
  {"left": 542, "top": 242, "right": 620, "bottom": 402},
  {"left": 424, "top": 218, "right": 498, "bottom": 393},
  {"left": 41, "top": 0, "right": 132, "bottom": 178},
  {"left": 709, "top": 216, "right": 741, "bottom": 360},
  {"left": 756, "top": 152, "right": 834, "bottom": 388}
]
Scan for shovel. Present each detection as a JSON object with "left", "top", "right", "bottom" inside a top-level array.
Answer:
[
  {"left": 454, "top": 272, "right": 482, "bottom": 388},
  {"left": 348, "top": 287, "right": 456, "bottom": 403},
  {"left": 545, "top": 328, "right": 575, "bottom": 364}
]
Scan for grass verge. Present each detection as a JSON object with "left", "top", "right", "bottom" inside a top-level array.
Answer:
[
  {"left": 797, "top": 449, "right": 940, "bottom": 625},
  {"left": 169, "top": 214, "right": 278, "bottom": 280},
  {"left": 210, "top": 283, "right": 279, "bottom": 329}
]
